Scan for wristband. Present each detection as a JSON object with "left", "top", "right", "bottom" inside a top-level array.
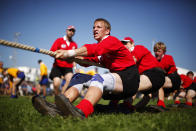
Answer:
[{"left": 67, "top": 50, "right": 76, "bottom": 57}]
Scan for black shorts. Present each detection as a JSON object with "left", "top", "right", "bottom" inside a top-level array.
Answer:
[
  {"left": 140, "top": 67, "right": 165, "bottom": 94},
  {"left": 49, "top": 66, "right": 73, "bottom": 80},
  {"left": 102, "top": 65, "right": 140, "bottom": 100},
  {"left": 164, "top": 71, "right": 181, "bottom": 94},
  {"left": 186, "top": 83, "right": 196, "bottom": 92}
]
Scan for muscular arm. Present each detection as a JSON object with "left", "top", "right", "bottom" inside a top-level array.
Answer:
[
  {"left": 55, "top": 46, "right": 104, "bottom": 68},
  {"left": 75, "top": 46, "right": 88, "bottom": 56},
  {"left": 55, "top": 46, "right": 88, "bottom": 59}
]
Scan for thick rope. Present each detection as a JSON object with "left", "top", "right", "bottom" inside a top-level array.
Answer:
[{"left": 0, "top": 39, "right": 104, "bottom": 68}]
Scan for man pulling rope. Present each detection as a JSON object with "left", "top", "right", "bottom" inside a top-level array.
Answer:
[{"left": 0, "top": 39, "right": 104, "bottom": 68}]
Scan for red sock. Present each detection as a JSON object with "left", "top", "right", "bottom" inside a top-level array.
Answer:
[
  {"left": 174, "top": 100, "right": 180, "bottom": 104},
  {"left": 185, "top": 102, "right": 192, "bottom": 106},
  {"left": 157, "top": 100, "right": 166, "bottom": 108},
  {"left": 76, "top": 99, "right": 94, "bottom": 118}
]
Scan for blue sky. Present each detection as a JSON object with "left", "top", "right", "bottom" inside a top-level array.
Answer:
[{"left": 0, "top": 0, "right": 196, "bottom": 74}]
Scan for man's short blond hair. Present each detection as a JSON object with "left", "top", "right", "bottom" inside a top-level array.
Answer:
[
  {"left": 154, "top": 41, "right": 167, "bottom": 53},
  {"left": 94, "top": 18, "right": 111, "bottom": 31}
]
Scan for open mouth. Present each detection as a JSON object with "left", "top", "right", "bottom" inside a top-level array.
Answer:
[{"left": 94, "top": 32, "right": 99, "bottom": 37}]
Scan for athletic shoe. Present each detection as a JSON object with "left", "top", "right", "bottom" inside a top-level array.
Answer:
[
  {"left": 178, "top": 103, "right": 192, "bottom": 108},
  {"left": 10, "top": 94, "right": 18, "bottom": 98},
  {"left": 32, "top": 95, "right": 62, "bottom": 117},
  {"left": 135, "top": 94, "right": 150, "bottom": 110},
  {"left": 118, "top": 103, "right": 135, "bottom": 114},
  {"left": 167, "top": 104, "right": 180, "bottom": 108},
  {"left": 94, "top": 104, "right": 118, "bottom": 113},
  {"left": 108, "top": 100, "right": 119, "bottom": 109},
  {"left": 55, "top": 94, "right": 85, "bottom": 119},
  {"left": 147, "top": 105, "right": 169, "bottom": 112}
]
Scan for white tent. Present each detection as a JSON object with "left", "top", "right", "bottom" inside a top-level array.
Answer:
[{"left": 177, "top": 67, "right": 196, "bottom": 75}]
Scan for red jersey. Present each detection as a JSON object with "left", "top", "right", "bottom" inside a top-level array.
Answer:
[
  {"left": 84, "top": 36, "right": 136, "bottom": 72},
  {"left": 131, "top": 45, "right": 160, "bottom": 74},
  {"left": 50, "top": 37, "right": 77, "bottom": 68},
  {"left": 158, "top": 54, "right": 177, "bottom": 75},
  {"left": 180, "top": 74, "right": 193, "bottom": 88}
]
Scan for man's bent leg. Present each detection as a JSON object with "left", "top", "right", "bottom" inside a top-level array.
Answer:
[
  {"left": 64, "top": 87, "right": 80, "bottom": 102},
  {"left": 42, "top": 85, "right": 47, "bottom": 97},
  {"left": 61, "top": 72, "right": 73, "bottom": 94},
  {"left": 53, "top": 77, "right": 61, "bottom": 95},
  {"left": 157, "top": 77, "right": 173, "bottom": 108},
  {"left": 55, "top": 74, "right": 104, "bottom": 118},
  {"left": 82, "top": 86, "right": 102, "bottom": 105},
  {"left": 186, "top": 90, "right": 196, "bottom": 106}
]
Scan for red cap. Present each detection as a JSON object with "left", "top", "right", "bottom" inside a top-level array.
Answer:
[
  {"left": 67, "top": 25, "right": 75, "bottom": 30},
  {"left": 122, "top": 37, "right": 134, "bottom": 43}
]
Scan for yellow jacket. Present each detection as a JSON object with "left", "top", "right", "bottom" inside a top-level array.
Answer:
[
  {"left": 0, "top": 68, "right": 3, "bottom": 83},
  {"left": 7, "top": 68, "right": 19, "bottom": 78},
  {"left": 40, "top": 63, "right": 48, "bottom": 76}
]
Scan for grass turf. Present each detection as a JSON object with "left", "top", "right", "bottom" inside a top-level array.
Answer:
[{"left": 0, "top": 95, "right": 196, "bottom": 131}]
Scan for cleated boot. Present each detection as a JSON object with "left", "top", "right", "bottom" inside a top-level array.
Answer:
[
  {"left": 148, "top": 105, "right": 169, "bottom": 112},
  {"left": 32, "top": 95, "right": 62, "bottom": 117},
  {"left": 55, "top": 94, "right": 85, "bottom": 119},
  {"left": 178, "top": 103, "right": 192, "bottom": 108}
]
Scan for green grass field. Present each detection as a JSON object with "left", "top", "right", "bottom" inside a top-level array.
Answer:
[{"left": 0, "top": 95, "right": 196, "bottom": 131}]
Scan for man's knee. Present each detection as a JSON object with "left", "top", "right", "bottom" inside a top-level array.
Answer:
[
  {"left": 163, "top": 77, "right": 172, "bottom": 88},
  {"left": 53, "top": 77, "right": 61, "bottom": 88},
  {"left": 65, "top": 72, "right": 73, "bottom": 80},
  {"left": 90, "top": 74, "right": 104, "bottom": 92},
  {"left": 179, "top": 91, "right": 186, "bottom": 97},
  {"left": 139, "top": 75, "right": 152, "bottom": 91},
  {"left": 186, "top": 90, "right": 196, "bottom": 98}
]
